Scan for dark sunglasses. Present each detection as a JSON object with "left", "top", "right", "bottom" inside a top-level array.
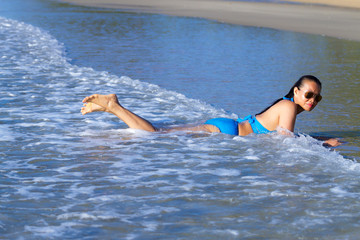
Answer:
[{"left": 303, "top": 91, "right": 322, "bottom": 102}]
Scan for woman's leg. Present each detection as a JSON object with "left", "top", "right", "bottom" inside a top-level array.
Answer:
[
  {"left": 81, "top": 94, "right": 222, "bottom": 133},
  {"left": 82, "top": 94, "right": 157, "bottom": 132},
  {"left": 166, "top": 124, "right": 220, "bottom": 133}
]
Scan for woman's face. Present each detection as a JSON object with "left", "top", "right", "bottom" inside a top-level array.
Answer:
[{"left": 294, "top": 79, "right": 322, "bottom": 112}]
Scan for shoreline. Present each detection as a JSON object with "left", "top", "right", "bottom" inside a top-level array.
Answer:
[
  {"left": 285, "top": 0, "right": 360, "bottom": 9},
  {"left": 57, "top": 0, "right": 360, "bottom": 41}
]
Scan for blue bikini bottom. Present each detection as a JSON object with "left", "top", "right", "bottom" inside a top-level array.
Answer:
[{"left": 205, "top": 115, "right": 273, "bottom": 135}]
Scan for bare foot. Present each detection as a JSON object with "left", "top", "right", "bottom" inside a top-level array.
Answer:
[
  {"left": 82, "top": 94, "right": 120, "bottom": 113},
  {"left": 81, "top": 102, "right": 106, "bottom": 115},
  {"left": 82, "top": 93, "right": 157, "bottom": 132}
]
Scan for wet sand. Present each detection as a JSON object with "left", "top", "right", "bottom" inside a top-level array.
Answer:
[
  {"left": 286, "top": 0, "right": 360, "bottom": 9},
  {"left": 58, "top": 0, "right": 360, "bottom": 41}
]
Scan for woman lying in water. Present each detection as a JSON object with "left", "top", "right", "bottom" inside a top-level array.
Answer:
[{"left": 81, "top": 75, "right": 340, "bottom": 147}]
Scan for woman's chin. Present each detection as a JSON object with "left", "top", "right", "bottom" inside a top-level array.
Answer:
[
  {"left": 303, "top": 104, "right": 316, "bottom": 112},
  {"left": 303, "top": 106, "right": 313, "bottom": 112}
]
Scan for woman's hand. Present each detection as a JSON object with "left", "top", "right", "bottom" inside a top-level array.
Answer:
[{"left": 323, "top": 138, "right": 342, "bottom": 147}]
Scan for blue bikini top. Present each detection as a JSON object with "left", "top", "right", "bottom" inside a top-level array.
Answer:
[{"left": 283, "top": 96, "right": 294, "bottom": 102}]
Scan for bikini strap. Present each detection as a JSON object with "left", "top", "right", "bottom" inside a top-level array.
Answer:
[
  {"left": 283, "top": 96, "right": 294, "bottom": 102},
  {"left": 236, "top": 115, "right": 254, "bottom": 123}
]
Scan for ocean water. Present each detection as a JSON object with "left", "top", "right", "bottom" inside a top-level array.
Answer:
[{"left": 1, "top": 0, "right": 360, "bottom": 239}]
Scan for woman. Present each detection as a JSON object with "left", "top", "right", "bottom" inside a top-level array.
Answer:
[{"left": 81, "top": 75, "right": 340, "bottom": 147}]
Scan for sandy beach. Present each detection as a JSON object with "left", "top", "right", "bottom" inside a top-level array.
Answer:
[
  {"left": 58, "top": 0, "right": 360, "bottom": 41},
  {"left": 286, "top": 0, "right": 360, "bottom": 9}
]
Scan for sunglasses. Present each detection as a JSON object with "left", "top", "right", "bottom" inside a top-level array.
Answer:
[{"left": 303, "top": 90, "right": 322, "bottom": 102}]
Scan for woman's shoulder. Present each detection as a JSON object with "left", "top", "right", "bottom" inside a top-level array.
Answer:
[
  {"left": 276, "top": 99, "right": 296, "bottom": 107},
  {"left": 258, "top": 98, "right": 297, "bottom": 119},
  {"left": 271, "top": 99, "right": 297, "bottom": 113}
]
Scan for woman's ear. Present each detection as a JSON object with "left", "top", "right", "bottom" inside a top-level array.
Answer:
[{"left": 293, "top": 87, "right": 299, "bottom": 96}]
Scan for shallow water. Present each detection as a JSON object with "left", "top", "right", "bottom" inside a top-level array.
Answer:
[{"left": 1, "top": 0, "right": 360, "bottom": 239}]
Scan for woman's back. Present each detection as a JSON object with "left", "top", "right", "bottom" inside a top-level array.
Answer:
[{"left": 255, "top": 99, "right": 298, "bottom": 132}]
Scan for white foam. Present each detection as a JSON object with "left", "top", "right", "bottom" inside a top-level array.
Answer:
[
  {"left": 0, "top": 16, "right": 68, "bottom": 74},
  {"left": 88, "top": 194, "right": 137, "bottom": 202},
  {"left": 208, "top": 168, "right": 241, "bottom": 177},
  {"left": 244, "top": 155, "right": 260, "bottom": 160},
  {"left": 17, "top": 186, "right": 55, "bottom": 200},
  {"left": 141, "top": 221, "right": 159, "bottom": 232},
  {"left": 329, "top": 186, "right": 350, "bottom": 197},
  {"left": 57, "top": 212, "right": 118, "bottom": 221},
  {"left": 65, "top": 184, "right": 96, "bottom": 199},
  {"left": 0, "top": 125, "right": 14, "bottom": 141},
  {"left": 31, "top": 177, "right": 64, "bottom": 183},
  {"left": 138, "top": 205, "right": 180, "bottom": 216},
  {"left": 24, "top": 222, "right": 80, "bottom": 238},
  {"left": 55, "top": 165, "right": 84, "bottom": 177}
]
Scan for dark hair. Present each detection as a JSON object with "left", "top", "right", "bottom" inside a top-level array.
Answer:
[{"left": 256, "top": 75, "right": 322, "bottom": 115}]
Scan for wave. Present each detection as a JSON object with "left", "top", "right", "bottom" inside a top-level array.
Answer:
[{"left": 0, "top": 16, "right": 232, "bottom": 126}]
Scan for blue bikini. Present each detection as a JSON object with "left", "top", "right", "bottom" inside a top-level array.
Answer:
[
  {"left": 205, "top": 97, "right": 293, "bottom": 135},
  {"left": 205, "top": 115, "right": 271, "bottom": 135}
]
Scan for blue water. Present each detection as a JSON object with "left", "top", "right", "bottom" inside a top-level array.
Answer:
[{"left": 1, "top": 0, "right": 360, "bottom": 239}]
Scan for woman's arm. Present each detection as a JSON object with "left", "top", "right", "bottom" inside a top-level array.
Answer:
[
  {"left": 277, "top": 101, "right": 297, "bottom": 134},
  {"left": 278, "top": 102, "right": 341, "bottom": 147}
]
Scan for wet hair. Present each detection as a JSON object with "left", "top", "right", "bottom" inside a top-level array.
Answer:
[{"left": 256, "top": 75, "right": 322, "bottom": 115}]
